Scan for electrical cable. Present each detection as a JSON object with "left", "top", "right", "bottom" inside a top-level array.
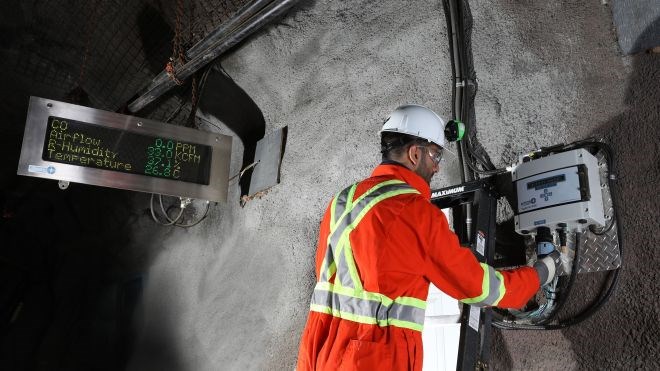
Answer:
[
  {"left": 171, "top": 200, "right": 211, "bottom": 228},
  {"left": 149, "top": 194, "right": 210, "bottom": 227},
  {"left": 228, "top": 161, "right": 260, "bottom": 182},
  {"left": 159, "top": 195, "right": 185, "bottom": 224},
  {"left": 443, "top": 0, "right": 500, "bottom": 180},
  {"left": 464, "top": 153, "right": 507, "bottom": 175},
  {"left": 150, "top": 193, "right": 183, "bottom": 226}
]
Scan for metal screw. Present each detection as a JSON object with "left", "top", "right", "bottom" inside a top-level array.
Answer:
[
  {"left": 137, "top": 122, "right": 143, "bottom": 127},
  {"left": 46, "top": 103, "right": 52, "bottom": 108},
  {"left": 215, "top": 137, "right": 220, "bottom": 142}
]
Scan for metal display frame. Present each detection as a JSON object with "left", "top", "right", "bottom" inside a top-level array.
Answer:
[{"left": 17, "top": 97, "right": 232, "bottom": 202}]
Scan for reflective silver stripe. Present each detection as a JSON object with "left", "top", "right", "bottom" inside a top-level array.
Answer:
[
  {"left": 319, "top": 244, "right": 335, "bottom": 282},
  {"left": 311, "top": 287, "right": 424, "bottom": 327},
  {"left": 320, "top": 186, "right": 354, "bottom": 282},
  {"left": 461, "top": 264, "right": 505, "bottom": 306},
  {"left": 335, "top": 245, "right": 353, "bottom": 288},
  {"left": 311, "top": 288, "right": 388, "bottom": 322},
  {"left": 333, "top": 186, "right": 352, "bottom": 225},
  {"left": 388, "top": 301, "right": 426, "bottom": 325}
]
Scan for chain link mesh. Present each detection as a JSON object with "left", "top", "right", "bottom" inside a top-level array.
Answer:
[{"left": 6, "top": 0, "right": 250, "bottom": 123}]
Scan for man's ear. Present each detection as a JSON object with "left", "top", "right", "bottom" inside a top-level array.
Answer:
[{"left": 408, "top": 145, "right": 419, "bottom": 166}]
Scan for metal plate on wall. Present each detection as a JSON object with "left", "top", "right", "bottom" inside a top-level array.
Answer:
[
  {"left": 557, "top": 151, "right": 621, "bottom": 275},
  {"left": 248, "top": 126, "right": 287, "bottom": 196}
]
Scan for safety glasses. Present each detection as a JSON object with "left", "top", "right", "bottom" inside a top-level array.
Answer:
[{"left": 417, "top": 146, "right": 443, "bottom": 165}]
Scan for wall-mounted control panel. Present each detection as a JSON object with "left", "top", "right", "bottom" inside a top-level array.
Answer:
[{"left": 512, "top": 148, "right": 605, "bottom": 234}]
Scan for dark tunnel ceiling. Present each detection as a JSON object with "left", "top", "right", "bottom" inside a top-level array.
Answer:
[{"left": 0, "top": 0, "right": 253, "bottom": 120}]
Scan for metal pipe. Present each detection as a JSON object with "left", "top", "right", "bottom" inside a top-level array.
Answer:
[
  {"left": 185, "top": 0, "right": 273, "bottom": 58},
  {"left": 127, "top": 0, "right": 299, "bottom": 113}
]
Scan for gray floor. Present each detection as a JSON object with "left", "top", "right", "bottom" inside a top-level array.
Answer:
[{"left": 125, "top": 1, "right": 659, "bottom": 370}]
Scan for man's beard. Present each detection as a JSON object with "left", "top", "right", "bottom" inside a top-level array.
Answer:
[{"left": 416, "top": 157, "right": 435, "bottom": 185}]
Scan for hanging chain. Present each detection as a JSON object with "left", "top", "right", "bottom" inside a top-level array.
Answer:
[
  {"left": 186, "top": 0, "right": 201, "bottom": 128},
  {"left": 166, "top": 0, "right": 187, "bottom": 85},
  {"left": 165, "top": 0, "right": 203, "bottom": 128}
]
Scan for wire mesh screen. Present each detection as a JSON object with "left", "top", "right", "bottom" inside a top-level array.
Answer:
[{"left": 5, "top": 0, "right": 251, "bottom": 122}]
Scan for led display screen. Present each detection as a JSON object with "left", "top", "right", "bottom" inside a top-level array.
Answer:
[{"left": 42, "top": 116, "right": 212, "bottom": 185}]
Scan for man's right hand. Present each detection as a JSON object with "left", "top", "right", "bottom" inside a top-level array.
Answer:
[{"left": 533, "top": 250, "right": 562, "bottom": 286}]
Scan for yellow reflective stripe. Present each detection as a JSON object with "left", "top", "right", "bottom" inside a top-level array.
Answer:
[
  {"left": 460, "top": 263, "right": 490, "bottom": 304},
  {"left": 349, "top": 179, "right": 405, "bottom": 207},
  {"left": 327, "top": 180, "right": 407, "bottom": 248},
  {"left": 320, "top": 184, "right": 358, "bottom": 281},
  {"left": 493, "top": 271, "right": 506, "bottom": 306},
  {"left": 330, "top": 192, "right": 338, "bottom": 231},
  {"left": 346, "top": 184, "right": 356, "bottom": 210},
  {"left": 460, "top": 263, "right": 508, "bottom": 306},
  {"left": 330, "top": 184, "right": 358, "bottom": 235},
  {"left": 388, "top": 319, "right": 424, "bottom": 332},
  {"left": 320, "top": 192, "right": 341, "bottom": 280},
  {"left": 394, "top": 296, "right": 427, "bottom": 310}
]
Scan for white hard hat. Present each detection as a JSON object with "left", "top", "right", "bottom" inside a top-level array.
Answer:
[{"left": 380, "top": 104, "right": 447, "bottom": 149}]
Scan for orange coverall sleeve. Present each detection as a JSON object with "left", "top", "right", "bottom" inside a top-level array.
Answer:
[{"left": 420, "top": 200, "right": 540, "bottom": 309}]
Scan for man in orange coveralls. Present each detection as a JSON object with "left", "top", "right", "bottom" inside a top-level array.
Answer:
[{"left": 296, "top": 104, "right": 561, "bottom": 371}]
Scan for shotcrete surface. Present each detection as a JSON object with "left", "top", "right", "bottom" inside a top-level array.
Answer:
[{"left": 127, "top": 1, "right": 659, "bottom": 370}]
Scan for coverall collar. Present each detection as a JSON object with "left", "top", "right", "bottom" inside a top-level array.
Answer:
[{"left": 371, "top": 162, "right": 432, "bottom": 200}]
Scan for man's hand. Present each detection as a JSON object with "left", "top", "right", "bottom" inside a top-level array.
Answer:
[{"left": 533, "top": 250, "right": 561, "bottom": 286}]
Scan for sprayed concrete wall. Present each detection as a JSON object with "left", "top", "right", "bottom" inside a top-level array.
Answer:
[{"left": 127, "top": 1, "right": 659, "bottom": 370}]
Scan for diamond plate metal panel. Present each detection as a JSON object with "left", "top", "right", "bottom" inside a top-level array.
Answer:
[{"left": 557, "top": 151, "right": 621, "bottom": 275}]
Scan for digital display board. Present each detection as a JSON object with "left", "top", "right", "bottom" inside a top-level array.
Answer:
[
  {"left": 527, "top": 174, "right": 566, "bottom": 190},
  {"left": 18, "top": 97, "right": 232, "bottom": 202},
  {"left": 515, "top": 166, "right": 583, "bottom": 214},
  {"left": 42, "top": 116, "right": 212, "bottom": 185}
]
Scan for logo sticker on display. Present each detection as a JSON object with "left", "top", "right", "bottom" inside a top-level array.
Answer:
[{"left": 28, "top": 165, "right": 48, "bottom": 174}]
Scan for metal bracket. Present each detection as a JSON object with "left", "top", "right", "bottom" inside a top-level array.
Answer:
[{"left": 432, "top": 178, "right": 498, "bottom": 371}]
